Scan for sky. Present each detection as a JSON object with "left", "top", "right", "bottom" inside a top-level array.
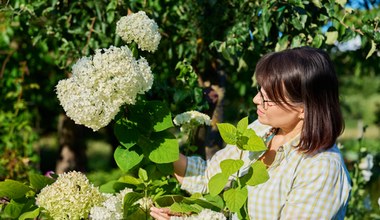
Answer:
[{"left": 346, "top": 0, "right": 380, "bottom": 9}]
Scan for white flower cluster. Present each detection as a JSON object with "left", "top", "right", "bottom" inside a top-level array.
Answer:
[
  {"left": 173, "top": 110, "right": 211, "bottom": 132},
  {"left": 170, "top": 209, "right": 226, "bottom": 220},
  {"left": 358, "top": 154, "right": 374, "bottom": 182},
  {"left": 56, "top": 46, "right": 153, "bottom": 131},
  {"left": 36, "top": 171, "right": 104, "bottom": 220},
  {"left": 135, "top": 196, "right": 154, "bottom": 211},
  {"left": 90, "top": 188, "right": 133, "bottom": 220},
  {"left": 116, "top": 11, "right": 161, "bottom": 52}
]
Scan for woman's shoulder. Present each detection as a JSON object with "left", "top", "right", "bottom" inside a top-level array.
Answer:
[
  {"left": 292, "top": 145, "right": 351, "bottom": 189},
  {"left": 300, "top": 145, "right": 347, "bottom": 171},
  {"left": 247, "top": 119, "right": 272, "bottom": 137}
]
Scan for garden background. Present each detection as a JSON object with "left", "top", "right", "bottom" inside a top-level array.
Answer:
[{"left": 1, "top": 0, "right": 380, "bottom": 219}]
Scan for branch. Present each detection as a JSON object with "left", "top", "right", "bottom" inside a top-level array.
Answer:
[
  {"left": 82, "top": 17, "right": 96, "bottom": 55},
  {"left": 0, "top": 50, "right": 14, "bottom": 78},
  {"left": 339, "top": 19, "right": 364, "bottom": 36}
]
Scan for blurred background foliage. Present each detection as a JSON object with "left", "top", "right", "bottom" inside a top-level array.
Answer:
[{"left": 0, "top": 0, "right": 380, "bottom": 218}]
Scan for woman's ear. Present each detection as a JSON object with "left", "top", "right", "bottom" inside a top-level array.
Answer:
[{"left": 298, "top": 106, "right": 305, "bottom": 120}]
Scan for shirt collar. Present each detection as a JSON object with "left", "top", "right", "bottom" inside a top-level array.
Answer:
[{"left": 260, "top": 127, "right": 301, "bottom": 161}]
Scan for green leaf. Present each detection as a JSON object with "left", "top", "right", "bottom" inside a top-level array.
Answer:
[
  {"left": 126, "top": 100, "right": 173, "bottom": 134},
  {"left": 217, "top": 123, "right": 237, "bottom": 145},
  {"left": 156, "top": 163, "right": 174, "bottom": 175},
  {"left": 183, "top": 194, "right": 224, "bottom": 211},
  {"left": 236, "top": 117, "right": 248, "bottom": 134},
  {"left": 325, "top": 31, "right": 338, "bottom": 45},
  {"left": 223, "top": 187, "right": 248, "bottom": 213},
  {"left": 261, "top": 7, "right": 271, "bottom": 37},
  {"left": 244, "top": 133, "right": 267, "bottom": 152},
  {"left": 246, "top": 161, "right": 270, "bottom": 186},
  {"left": 189, "top": 193, "right": 203, "bottom": 199},
  {"left": 0, "top": 180, "right": 30, "bottom": 199},
  {"left": 336, "top": 0, "right": 347, "bottom": 7},
  {"left": 29, "top": 173, "right": 55, "bottom": 191},
  {"left": 275, "top": 36, "right": 289, "bottom": 52},
  {"left": 237, "top": 57, "right": 248, "bottom": 72},
  {"left": 2, "top": 198, "right": 25, "bottom": 218},
  {"left": 277, "top": 5, "right": 286, "bottom": 12},
  {"left": 170, "top": 202, "right": 200, "bottom": 214},
  {"left": 220, "top": 159, "right": 244, "bottom": 176},
  {"left": 19, "top": 207, "right": 40, "bottom": 220},
  {"left": 118, "top": 175, "right": 143, "bottom": 185},
  {"left": 219, "top": 42, "right": 232, "bottom": 62},
  {"left": 362, "top": 24, "right": 374, "bottom": 34},
  {"left": 124, "top": 192, "right": 144, "bottom": 218},
  {"left": 106, "top": 0, "right": 116, "bottom": 23},
  {"left": 312, "top": 34, "right": 324, "bottom": 48},
  {"left": 291, "top": 35, "right": 303, "bottom": 48},
  {"left": 311, "top": 0, "right": 322, "bottom": 8},
  {"left": 138, "top": 168, "right": 148, "bottom": 182},
  {"left": 148, "top": 131, "right": 179, "bottom": 163},
  {"left": 238, "top": 129, "right": 256, "bottom": 149},
  {"left": 114, "top": 146, "right": 144, "bottom": 172},
  {"left": 291, "top": 16, "right": 303, "bottom": 30},
  {"left": 114, "top": 119, "right": 139, "bottom": 149},
  {"left": 99, "top": 180, "right": 130, "bottom": 193},
  {"left": 366, "top": 40, "right": 376, "bottom": 59},
  {"left": 203, "top": 194, "right": 225, "bottom": 210},
  {"left": 155, "top": 195, "right": 184, "bottom": 207},
  {"left": 194, "top": 87, "right": 204, "bottom": 104},
  {"left": 242, "top": 128, "right": 255, "bottom": 138},
  {"left": 125, "top": 207, "right": 148, "bottom": 220},
  {"left": 145, "top": 101, "right": 174, "bottom": 132},
  {"left": 208, "top": 173, "right": 229, "bottom": 196},
  {"left": 124, "top": 192, "right": 144, "bottom": 207}
]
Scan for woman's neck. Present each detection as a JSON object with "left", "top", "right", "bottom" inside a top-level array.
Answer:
[{"left": 276, "top": 121, "right": 303, "bottom": 143}]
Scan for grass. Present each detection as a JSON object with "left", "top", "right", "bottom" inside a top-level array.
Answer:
[{"left": 340, "top": 124, "right": 379, "bottom": 141}]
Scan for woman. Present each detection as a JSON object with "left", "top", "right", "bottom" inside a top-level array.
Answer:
[{"left": 151, "top": 47, "right": 352, "bottom": 219}]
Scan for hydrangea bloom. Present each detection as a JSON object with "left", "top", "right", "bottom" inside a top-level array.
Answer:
[
  {"left": 90, "top": 188, "right": 133, "bottom": 220},
  {"left": 135, "top": 196, "right": 154, "bottom": 211},
  {"left": 173, "top": 110, "right": 211, "bottom": 132},
  {"left": 359, "top": 154, "right": 374, "bottom": 170},
  {"left": 359, "top": 154, "right": 374, "bottom": 182},
  {"left": 116, "top": 11, "right": 161, "bottom": 52},
  {"left": 56, "top": 46, "right": 154, "bottom": 131},
  {"left": 170, "top": 209, "right": 226, "bottom": 220},
  {"left": 36, "top": 171, "right": 104, "bottom": 220}
]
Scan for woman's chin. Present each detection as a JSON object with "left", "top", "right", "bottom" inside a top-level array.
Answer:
[{"left": 257, "top": 117, "right": 266, "bottom": 124}]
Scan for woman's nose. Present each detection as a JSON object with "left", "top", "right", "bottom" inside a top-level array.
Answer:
[{"left": 252, "top": 93, "right": 260, "bottom": 105}]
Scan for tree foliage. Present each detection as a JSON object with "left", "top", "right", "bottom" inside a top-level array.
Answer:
[
  {"left": 0, "top": 0, "right": 379, "bottom": 180},
  {"left": 1, "top": 0, "right": 380, "bottom": 218}
]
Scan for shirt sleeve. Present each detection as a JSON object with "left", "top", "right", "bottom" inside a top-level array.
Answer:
[
  {"left": 180, "top": 119, "right": 270, "bottom": 195},
  {"left": 180, "top": 144, "right": 244, "bottom": 194},
  {"left": 280, "top": 156, "right": 351, "bottom": 219}
]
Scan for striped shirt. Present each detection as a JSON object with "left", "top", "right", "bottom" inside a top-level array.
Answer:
[{"left": 181, "top": 120, "right": 352, "bottom": 219}]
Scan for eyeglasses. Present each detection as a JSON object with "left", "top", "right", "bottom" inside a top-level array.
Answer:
[{"left": 256, "top": 86, "right": 278, "bottom": 110}]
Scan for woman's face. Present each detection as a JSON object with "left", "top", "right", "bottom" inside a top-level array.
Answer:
[{"left": 253, "top": 87, "right": 304, "bottom": 131}]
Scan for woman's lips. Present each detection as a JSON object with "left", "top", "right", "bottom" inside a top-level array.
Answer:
[{"left": 257, "top": 108, "right": 265, "bottom": 116}]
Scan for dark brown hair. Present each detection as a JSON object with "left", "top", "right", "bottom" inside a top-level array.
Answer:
[{"left": 255, "top": 46, "right": 344, "bottom": 154}]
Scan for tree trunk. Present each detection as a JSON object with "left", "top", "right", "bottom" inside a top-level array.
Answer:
[
  {"left": 55, "top": 114, "right": 87, "bottom": 173},
  {"left": 196, "top": 59, "right": 226, "bottom": 160}
]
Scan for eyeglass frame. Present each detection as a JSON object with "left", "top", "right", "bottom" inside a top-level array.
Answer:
[{"left": 256, "top": 86, "right": 280, "bottom": 110}]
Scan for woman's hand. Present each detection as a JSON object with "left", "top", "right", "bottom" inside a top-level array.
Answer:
[{"left": 150, "top": 207, "right": 172, "bottom": 220}]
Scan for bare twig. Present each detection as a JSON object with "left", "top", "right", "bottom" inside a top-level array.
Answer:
[
  {"left": 82, "top": 17, "right": 96, "bottom": 55},
  {"left": 337, "top": 12, "right": 365, "bottom": 36},
  {"left": 0, "top": 50, "right": 14, "bottom": 78}
]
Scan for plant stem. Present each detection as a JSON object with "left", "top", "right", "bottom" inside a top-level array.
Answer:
[{"left": 236, "top": 150, "right": 244, "bottom": 188}]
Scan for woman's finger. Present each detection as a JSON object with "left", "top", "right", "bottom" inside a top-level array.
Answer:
[{"left": 150, "top": 207, "right": 171, "bottom": 220}]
